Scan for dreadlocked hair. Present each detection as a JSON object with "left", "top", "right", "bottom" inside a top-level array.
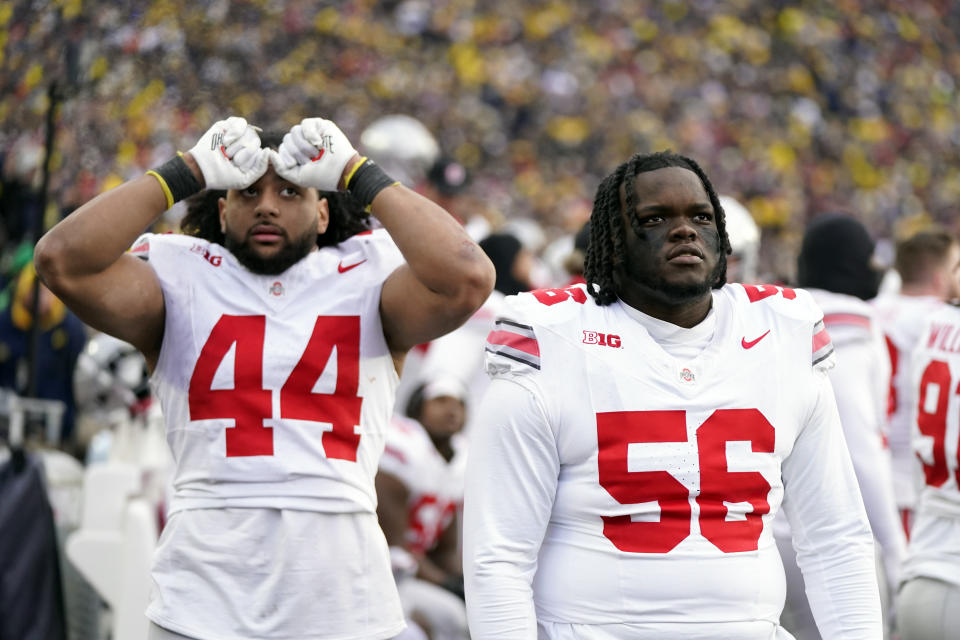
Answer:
[
  {"left": 178, "top": 129, "right": 373, "bottom": 247},
  {"left": 583, "top": 150, "right": 732, "bottom": 306}
]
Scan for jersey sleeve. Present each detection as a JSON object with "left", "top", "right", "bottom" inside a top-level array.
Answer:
[
  {"left": 781, "top": 370, "right": 883, "bottom": 638},
  {"left": 129, "top": 232, "right": 196, "bottom": 292},
  {"left": 463, "top": 376, "right": 558, "bottom": 639},
  {"left": 484, "top": 294, "right": 544, "bottom": 384},
  {"left": 811, "top": 317, "right": 837, "bottom": 371},
  {"left": 130, "top": 233, "right": 152, "bottom": 259},
  {"left": 734, "top": 284, "right": 837, "bottom": 371}
]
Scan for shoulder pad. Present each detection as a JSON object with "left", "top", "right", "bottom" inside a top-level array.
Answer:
[
  {"left": 130, "top": 232, "right": 214, "bottom": 262},
  {"left": 508, "top": 284, "right": 593, "bottom": 326},
  {"left": 728, "top": 284, "right": 835, "bottom": 371},
  {"left": 483, "top": 285, "right": 596, "bottom": 379},
  {"left": 732, "top": 283, "right": 823, "bottom": 323},
  {"left": 330, "top": 228, "right": 404, "bottom": 277}
]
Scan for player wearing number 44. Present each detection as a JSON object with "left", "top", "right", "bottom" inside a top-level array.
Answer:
[
  {"left": 464, "top": 151, "right": 883, "bottom": 639},
  {"left": 33, "top": 116, "right": 495, "bottom": 640}
]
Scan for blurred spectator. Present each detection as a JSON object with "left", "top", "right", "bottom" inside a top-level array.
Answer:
[
  {"left": 0, "top": 263, "right": 86, "bottom": 445},
  {"left": 6, "top": 1, "right": 960, "bottom": 284}
]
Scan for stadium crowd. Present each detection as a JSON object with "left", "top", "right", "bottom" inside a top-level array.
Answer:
[
  {"left": 4, "top": 0, "right": 960, "bottom": 278},
  {"left": 3, "top": 2, "right": 960, "bottom": 639}
]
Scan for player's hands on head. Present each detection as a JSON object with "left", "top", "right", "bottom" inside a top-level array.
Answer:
[
  {"left": 273, "top": 118, "right": 358, "bottom": 191},
  {"left": 187, "top": 117, "right": 270, "bottom": 190}
]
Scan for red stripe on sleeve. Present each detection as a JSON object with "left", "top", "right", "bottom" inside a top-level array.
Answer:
[
  {"left": 383, "top": 445, "right": 406, "bottom": 463},
  {"left": 822, "top": 313, "right": 871, "bottom": 328},
  {"left": 812, "top": 327, "right": 832, "bottom": 352},
  {"left": 486, "top": 330, "right": 540, "bottom": 357}
]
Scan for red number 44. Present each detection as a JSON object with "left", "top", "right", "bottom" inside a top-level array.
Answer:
[
  {"left": 189, "top": 315, "right": 363, "bottom": 460},
  {"left": 597, "top": 409, "right": 774, "bottom": 554}
]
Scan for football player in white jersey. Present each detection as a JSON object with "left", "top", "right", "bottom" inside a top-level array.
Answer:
[
  {"left": 897, "top": 302, "right": 960, "bottom": 638},
  {"left": 378, "top": 376, "right": 470, "bottom": 640},
  {"left": 463, "top": 151, "right": 882, "bottom": 639},
  {"left": 874, "top": 229, "right": 960, "bottom": 534},
  {"left": 782, "top": 214, "right": 906, "bottom": 638},
  {"left": 34, "top": 116, "right": 494, "bottom": 640}
]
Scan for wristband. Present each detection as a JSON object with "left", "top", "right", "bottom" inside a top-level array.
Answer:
[
  {"left": 146, "top": 152, "right": 203, "bottom": 209},
  {"left": 346, "top": 158, "right": 399, "bottom": 211}
]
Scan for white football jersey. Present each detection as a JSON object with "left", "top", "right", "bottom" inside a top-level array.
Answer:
[
  {"left": 379, "top": 415, "right": 467, "bottom": 555},
  {"left": 910, "top": 303, "right": 960, "bottom": 513},
  {"left": 903, "top": 303, "right": 960, "bottom": 587},
  {"left": 138, "top": 230, "right": 404, "bottom": 515},
  {"left": 903, "top": 304, "right": 960, "bottom": 585},
  {"left": 874, "top": 293, "right": 946, "bottom": 510},
  {"left": 803, "top": 290, "right": 903, "bottom": 559},
  {"left": 464, "top": 283, "right": 880, "bottom": 639}
]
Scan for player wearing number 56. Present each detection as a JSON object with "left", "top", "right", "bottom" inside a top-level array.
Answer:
[
  {"left": 33, "top": 116, "right": 494, "bottom": 640},
  {"left": 464, "top": 151, "right": 882, "bottom": 639}
]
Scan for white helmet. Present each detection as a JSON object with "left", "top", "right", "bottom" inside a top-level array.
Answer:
[
  {"left": 359, "top": 114, "right": 440, "bottom": 187},
  {"left": 719, "top": 195, "right": 760, "bottom": 283},
  {"left": 73, "top": 333, "right": 150, "bottom": 420}
]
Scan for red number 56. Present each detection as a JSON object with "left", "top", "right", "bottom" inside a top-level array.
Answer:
[{"left": 597, "top": 409, "right": 774, "bottom": 554}]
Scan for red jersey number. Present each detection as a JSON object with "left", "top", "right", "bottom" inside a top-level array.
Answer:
[
  {"left": 189, "top": 314, "right": 363, "bottom": 460},
  {"left": 532, "top": 286, "right": 588, "bottom": 306},
  {"left": 597, "top": 408, "right": 774, "bottom": 554},
  {"left": 916, "top": 360, "right": 960, "bottom": 488},
  {"left": 743, "top": 284, "right": 796, "bottom": 302}
]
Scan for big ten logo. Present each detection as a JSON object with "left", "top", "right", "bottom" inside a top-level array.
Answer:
[
  {"left": 583, "top": 330, "right": 621, "bottom": 348},
  {"left": 191, "top": 244, "right": 222, "bottom": 267}
]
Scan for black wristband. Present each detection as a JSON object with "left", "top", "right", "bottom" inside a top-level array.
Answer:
[
  {"left": 346, "top": 159, "right": 398, "bottom": 210},
  {"left": 147, "top": 154, "right": 203, "bottom": 209}
]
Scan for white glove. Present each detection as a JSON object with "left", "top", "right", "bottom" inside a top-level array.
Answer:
[
  {"left": 188, "top": 117, "right": 269, "bottom": 190},
  {"left": 274, "top": 118, "right": 356, "bottom": 191}
]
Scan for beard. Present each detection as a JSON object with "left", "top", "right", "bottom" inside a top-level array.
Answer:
[
  {"left": 224, "top": 228, "right": 318, "bottom": 275},
  {"left": 625, "top": 253, "right": 726, "bottom": 305}
]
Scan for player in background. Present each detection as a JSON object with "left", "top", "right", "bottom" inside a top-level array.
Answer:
[
  {"left": 463, "top": 150, "right": 881, "bottom": 639},
  {"left": 378, "top": 375, "right": 470, "bottom": 640},
  {"left": 33, "top": 116, "right": 494, "bottom": 640},
  {"left": 896, "top": 301, "right": 960, "bottom": 638},
  {"left": 779, "top": 214, "right": 905, "bottom": 639},
  {"left": 717, "top": 195, "right": 760, "bottom": 284},
  {"left": 874, "top": 230, "right": 960, "bottom": 535}
]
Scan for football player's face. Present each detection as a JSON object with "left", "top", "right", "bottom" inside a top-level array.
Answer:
[
  {"left": 419, "top": 395, "right": 466, "bottom": 439},
  {"left": 616, "top": 166, "right": 723, "bottom": 309},
  {"left": 219, "top": 166, "right": 330, "bottom": 275}
]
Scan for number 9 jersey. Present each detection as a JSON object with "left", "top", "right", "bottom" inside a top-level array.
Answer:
[
  {"left": 903, "top": 301, "right": 960, "bottom": 587},
  {"left": 464, "top": 283, "right": 881, "bottom": 639},
  {"left": 135, "top": 229, "right": 404, "bottom": 516}
]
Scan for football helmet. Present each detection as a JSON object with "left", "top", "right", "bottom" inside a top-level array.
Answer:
[
  {"left": 719, "top": 195, "right": 760, "bottom": 283},
  {"left": 359, "top": 114, "right": 440, "bottom": 187}
]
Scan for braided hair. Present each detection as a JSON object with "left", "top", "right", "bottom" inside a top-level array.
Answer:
[
  {"left": 583, "top": 151, "right": 732, "bottom": 306},
  {"left": 179, "top": 130, "right": 372, "bottom": 248}
]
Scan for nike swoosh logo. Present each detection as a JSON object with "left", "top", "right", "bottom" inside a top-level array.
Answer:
[
  {"left": 338, "top": 259, "right": 367, "bottom": 273},
  {"left": 741, "top": 330, "right": 771, "bottom": 349}
]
